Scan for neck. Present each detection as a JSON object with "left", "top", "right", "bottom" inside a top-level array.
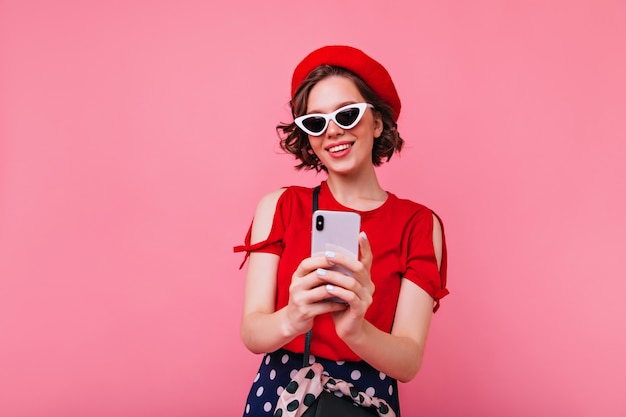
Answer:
[{"left": 325, "top": 167, "right": 387, "bottom": 211}]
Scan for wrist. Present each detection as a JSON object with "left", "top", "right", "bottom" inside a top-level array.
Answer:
[
  {"left": 339, "top": 319, "right": 369, "bottom": 347},
  {"left": 279, "top": 307, "right": 299, "bottom": 340}
]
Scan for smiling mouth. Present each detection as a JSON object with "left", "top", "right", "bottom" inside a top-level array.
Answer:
[{"left": 327, "top": 143, "right": 353, "bottom": 153}]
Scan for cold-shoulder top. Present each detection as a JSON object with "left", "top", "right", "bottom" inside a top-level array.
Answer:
[{"left": 234, "top": 181, "right": 448, "bottom": 362}]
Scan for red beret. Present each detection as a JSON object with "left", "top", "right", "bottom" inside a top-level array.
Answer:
[{"left": 291, "top": 45, "right": 401, "bottom": 121}]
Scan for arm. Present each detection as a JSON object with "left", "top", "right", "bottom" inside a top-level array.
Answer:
[
  {"left": 340, "top": 278, "right": 434, "bottom": 382},
  {"left": 240, "top": 189, "right": 348, "bottom": 354},
  {"left": 319, "top": 213, "right": 443, "bottom": 382}
]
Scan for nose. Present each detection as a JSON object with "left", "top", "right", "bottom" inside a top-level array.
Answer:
[{"left": 325, "top": 119, "right": 344, "bottom": 137}]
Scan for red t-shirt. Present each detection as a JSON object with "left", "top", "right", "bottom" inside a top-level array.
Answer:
[{"left": 235, "top": 181, "right": 448, "bottom": 361}]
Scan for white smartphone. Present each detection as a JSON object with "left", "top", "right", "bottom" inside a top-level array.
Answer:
[{"left": 311, "top": 209, "right": 361, "bottom": 279}]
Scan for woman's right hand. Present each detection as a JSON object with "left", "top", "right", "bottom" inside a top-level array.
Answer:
[{"left": 283, "top": 255, "right": 349, "bottom": 337}]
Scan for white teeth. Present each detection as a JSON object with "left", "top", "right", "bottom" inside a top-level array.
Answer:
[{"left": 328, "top": 143, "right": 351, "bottom": 153}]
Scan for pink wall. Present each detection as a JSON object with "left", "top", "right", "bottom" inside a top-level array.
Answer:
[{"left": 1, "top": 1, "right": 625, "bottom": 416}]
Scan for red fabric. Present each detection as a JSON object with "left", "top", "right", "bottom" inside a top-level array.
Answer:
[
  {"left": 290, "top": 45, "right": 402, "bottom": 121},
  {"left": 234, "top": 181, "right": 448, "bottom": 361}
]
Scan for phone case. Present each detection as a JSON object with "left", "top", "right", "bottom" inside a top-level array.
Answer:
[{"left": 311, "top": 210, "right": 361, "bottom": 278}]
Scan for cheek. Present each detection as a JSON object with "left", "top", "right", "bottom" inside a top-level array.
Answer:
[{"left": 308, "top": 138, "right": 323, "bottom": 154}]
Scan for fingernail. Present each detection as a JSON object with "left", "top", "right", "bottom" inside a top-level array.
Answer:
[
  {"left": 326, "top": 284, "right": 335, "bottom": 291},
  {"left": 316, "top": 268, "right": 327, "bottom": 276},
  {"left": 360, "top": 231, "right": 368, "bottom": 240},
  {"left": 325, "top": 251, "right": 335, "bottom": 258}
]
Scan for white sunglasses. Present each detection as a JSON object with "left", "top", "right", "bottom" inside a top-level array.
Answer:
[{"left": 294, "top": 103, "right": 374, "bottom": 136}]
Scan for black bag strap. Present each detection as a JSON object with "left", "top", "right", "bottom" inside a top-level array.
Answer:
[
  {"left": 303, "top": 185, "right": 320, "bottom": 368},
  {"left": 312, "top": 185, "right": 320, "bottom": 213},
  {"left": 302, "top": 184, "right": 400, "bottom": 416}
]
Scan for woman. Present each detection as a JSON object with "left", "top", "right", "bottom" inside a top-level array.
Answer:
[{"left": 234, "top": 45, "right": 449, "bottom": 416}]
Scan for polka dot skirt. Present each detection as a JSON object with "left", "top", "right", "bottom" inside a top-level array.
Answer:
[{"left": 242, "top": 348, "right": 400, "bottom": 416}]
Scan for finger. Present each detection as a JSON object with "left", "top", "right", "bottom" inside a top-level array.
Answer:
[
  {"left": 323, "top": 250, "right": 361, "bottom": 273},
  {"left": 313, "top": 294, "right": 350, "bottom": 312},
  {"left": 290, "top": 270, "right": 333, "bottom": 301},
  {"left": 292, "top": 255, "right": 335, "bottom": 280},
  {"left": 323, "top": 245, "right": 370, "bottom": 286},
  {"left": 315, "top": 267, "right": 359, "bottom": 294},
  {"left": 322, "top": 231, "right": 372, "bottom": 273},
  {"left": 326, "top": 281, "right": 373, "bottom": 316},
  {"left": 293, "top": 284, "right": 350, "bottom": 317},
  {"left": 324, "top": 283, "right": 359, "bottom": 306},
  {"left": 293, "top": 269, "right": 355, "bottom": 300},
  {"left": 316, "top": 264, "right": 373, "bottom": 311},
  {"left": 358, "top": 231, "right": 373, "bottom": 270}
]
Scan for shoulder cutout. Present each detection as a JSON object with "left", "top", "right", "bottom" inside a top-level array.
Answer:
[
  {"left": 432, "top": 213, "right": 443, "bottom": 271},
  {"left": 250, "top": 188, "right": 287, "bottom": 245}
]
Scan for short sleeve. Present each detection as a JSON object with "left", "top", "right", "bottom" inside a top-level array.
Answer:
[
  {"left": 233, "top": 190, "right": 287, "bottom": 269},
  {"left": 402, "top": 210, "right": 449, "bottom": 312}
]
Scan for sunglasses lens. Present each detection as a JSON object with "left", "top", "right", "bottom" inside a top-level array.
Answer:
[
  {"left": 335, "top": 107, "right": 361, "bottom": 127},
  {"left": 301, "top": 116, "right": 327, "bottom": 134}
]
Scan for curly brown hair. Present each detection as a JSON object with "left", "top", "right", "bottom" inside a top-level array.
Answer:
[{"left": 277, "top": 65, "right": 404, "bottom": 172}]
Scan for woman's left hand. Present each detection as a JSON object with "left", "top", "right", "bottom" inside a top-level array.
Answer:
[{"left": 316, "top": 231, "right": 374, "bottom": 342}]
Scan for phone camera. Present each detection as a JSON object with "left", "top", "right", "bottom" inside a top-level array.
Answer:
[{"left": 315, "top": 215, "right": 324, "bottom": 231}]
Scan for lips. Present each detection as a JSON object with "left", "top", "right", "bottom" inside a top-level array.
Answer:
[{"left": 326, "top": 142, "right": 354, "bottom": 153}]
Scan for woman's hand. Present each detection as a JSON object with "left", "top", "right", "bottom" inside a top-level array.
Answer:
[
  {"left": 315, "top": 232, "right": 375, "bottom": 342},
  {"left": 284, "top": 255, "right": 349, "bottom": 338}
]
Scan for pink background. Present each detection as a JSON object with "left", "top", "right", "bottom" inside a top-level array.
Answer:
[{"left": 1, "top": 1, "right": 625, "bottom": 416}]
